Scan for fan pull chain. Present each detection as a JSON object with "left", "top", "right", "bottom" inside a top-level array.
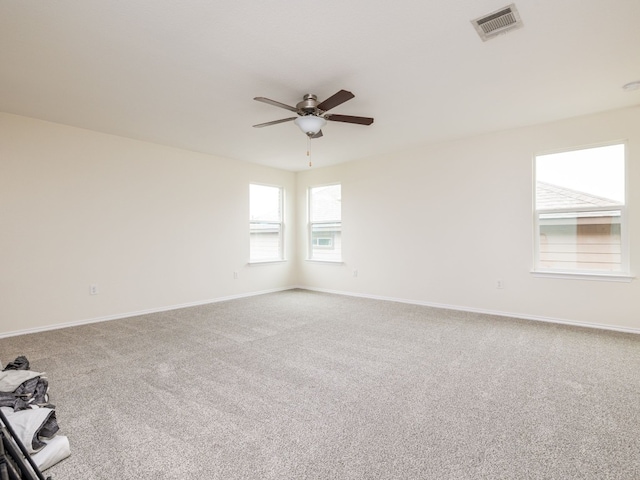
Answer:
[{"left": 307, "top": 135, "right": 312, "bottom": 167}]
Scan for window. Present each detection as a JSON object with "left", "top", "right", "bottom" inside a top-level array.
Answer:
[
  {"left": 534, "top": 143, "right": 627, "bottom": 275},
  {"left": 312, "top": 236, "right": 334, "bottom": 248},
  {"left": 249, "top": 184, "right": 283, "bottom": 262},
  {"left": 309, "top": 184, "right": 342, "bottom": 262}
]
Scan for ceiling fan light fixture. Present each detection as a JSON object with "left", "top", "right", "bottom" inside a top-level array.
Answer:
[{"left": 294, "top": 115, "right": 326, "bottom": 135}]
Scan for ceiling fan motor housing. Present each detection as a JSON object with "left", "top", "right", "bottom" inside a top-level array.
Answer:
[{"left": 297, "top": 94, "right": 320, "bottom": 114}]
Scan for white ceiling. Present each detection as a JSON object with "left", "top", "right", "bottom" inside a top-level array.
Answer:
[{"left": 2, "top": 0, "right": 639, "bottom": 171}]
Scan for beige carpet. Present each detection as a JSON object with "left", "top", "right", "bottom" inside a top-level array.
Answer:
[{"left": 2, "top": 289, "right": 639, "bottom": 479}]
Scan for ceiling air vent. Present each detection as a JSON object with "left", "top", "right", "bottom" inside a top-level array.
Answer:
[{"left": 471, "top": 4, "right": 523, "bottom": 41}]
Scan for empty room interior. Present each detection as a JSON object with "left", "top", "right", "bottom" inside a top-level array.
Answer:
[{"left": 1, "top": 0, "right": 640, "bottom": 478}]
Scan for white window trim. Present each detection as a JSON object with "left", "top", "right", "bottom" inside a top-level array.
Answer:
[
  {"left": 305, "top": 259, "right": 345, "bottom": 265},
  {"left": 248, "top": 259, "right": 287, "bottom": 266},
  {"left": 531, "top": 271, "right": 634, "bottom": 282},
  {"left": 532, "top": 140, "right": 630, "bottom": 280}
]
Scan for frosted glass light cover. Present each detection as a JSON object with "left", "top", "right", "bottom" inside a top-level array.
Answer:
[{"left": 294, "top": 115, "right": 326, "bottom": 134}]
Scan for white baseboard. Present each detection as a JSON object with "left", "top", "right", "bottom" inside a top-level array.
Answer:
[
  {"left": 297, "top": 286, "right": 640, "bottom": 335},
  {"left": 4, "top": 285, "right": 638, "bottom": 339},
  {"left": 0, "top": 286, "right": 296, "bottom": 339}
]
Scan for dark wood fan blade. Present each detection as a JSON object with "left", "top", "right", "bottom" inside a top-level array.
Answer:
[
  {"left": 326, "top": 114, "right": 374, "bottom": 125},
  {"left": 310, "top": 130, "right": 323, "bottom": 139},
  {"left": 317, "top": 90, "right": 355, "bottom": 112},
  {"left": 253, "top": 117, "right": 297, "bottom": 128},
  {"left": 254, "top": 97, "right": 298, "bottom": 113}
]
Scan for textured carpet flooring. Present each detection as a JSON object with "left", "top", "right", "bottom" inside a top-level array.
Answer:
[{"left": 2, "top": 289, "right": 639, "bottom": 479}]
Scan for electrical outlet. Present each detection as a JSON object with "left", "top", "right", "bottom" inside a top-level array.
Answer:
[
  {"left": 90, "top": 284, "right": 99, "bottom": 295},
  {"left": 233, "top": 272, "right": 238, "bottom": 280},
  {"left": 353, "top": 269, "right": 358, "bottom": 277},
  {"left": 496, "top": 279, "right": 504, "bottom": 289}
]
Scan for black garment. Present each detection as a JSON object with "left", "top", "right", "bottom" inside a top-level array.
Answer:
[
  {"left": 0, "top": 377, "right": 51, "bottom": 411},
  {"left": 3, "top": 356, "right": 30, "bottom": 371}
]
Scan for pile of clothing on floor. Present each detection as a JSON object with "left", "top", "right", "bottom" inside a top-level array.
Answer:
[{"left": 0, "top": 356, "right": 71, "bottom": 471}]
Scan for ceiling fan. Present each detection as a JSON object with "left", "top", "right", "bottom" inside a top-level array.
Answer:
[{"left": 252, "top": 89, "right": 374, "bottom": 138}]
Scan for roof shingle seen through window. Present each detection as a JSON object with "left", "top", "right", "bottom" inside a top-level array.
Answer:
[{"left": 536, "top": 181, "right": 622, "bottom": 210}]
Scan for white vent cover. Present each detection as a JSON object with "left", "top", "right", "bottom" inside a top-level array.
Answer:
[{"left": 471, "top": 4, "right": 523, "bottom": 41}]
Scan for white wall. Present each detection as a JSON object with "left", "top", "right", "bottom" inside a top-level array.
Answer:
[
  {"left": 3, "top": 106, "right": 639, "bottom": 336},
  {"left": 296, "top": 106, "right": 640, "bottom": 331},
  {"left": 0, "top": 113, "right": 297, "bottom": 336}
]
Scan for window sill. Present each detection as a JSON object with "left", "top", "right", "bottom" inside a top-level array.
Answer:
[
  {"left": 248, "top": 260, "right": 287, "bottom": 266},
  {"left": 305, "top": 259, "right": 344, "bottom": 265},
  {"left": 530, "top": 271, "right": 635, "bottom": 283}
]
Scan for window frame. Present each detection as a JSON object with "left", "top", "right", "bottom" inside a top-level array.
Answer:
[
  {"left": 249, "top": 183, "right": 285, "bottom": 264},
  {"left": 308, "top": 183, "right": 343, "bottom": 263},
  {"left": 532, "top": 141, "right": 632, "bottom": 281}
]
